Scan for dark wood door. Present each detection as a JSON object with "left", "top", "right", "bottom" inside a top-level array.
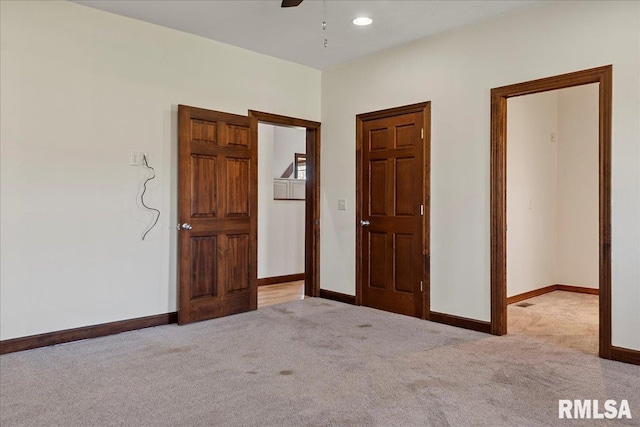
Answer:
[
  {"left": 178, "top": 105, "right": 257, "bottom": 324},
  {"left": 360, "top": 110, "right": 425, "bottom": 317}
]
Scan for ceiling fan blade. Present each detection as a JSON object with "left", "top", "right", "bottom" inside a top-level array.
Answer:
[{"left": 281, "top": 0, "right": 303, "bottom": 8}]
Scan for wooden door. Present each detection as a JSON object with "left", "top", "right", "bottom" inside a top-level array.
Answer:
[
  {"left": 178, "top": 105, "right": 257, "bottom": 324},
  {"left": 359, "top": 106, "right": 427, "bottom": 317}
]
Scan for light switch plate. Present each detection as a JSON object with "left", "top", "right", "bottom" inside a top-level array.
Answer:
[
  {"left": 130, "top": 151, "right": 145, "bottom": 166},
  {"left": 338, "top": 198, "right": 346, "bottom": 211}
]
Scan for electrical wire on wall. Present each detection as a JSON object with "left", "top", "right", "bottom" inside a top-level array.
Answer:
[{"left": 140, "top": 154, "right": 160, "bottom": 240}]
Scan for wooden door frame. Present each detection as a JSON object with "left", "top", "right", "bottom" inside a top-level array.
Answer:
[
  {"left": 490, "top": 65, "right": 612, "bottom": 359},
  {"left": 355, "top": 102, "right": 431, "bottom": 319},
  {"left": 248, "top": 110, "right": 321, "bottom": 298}
]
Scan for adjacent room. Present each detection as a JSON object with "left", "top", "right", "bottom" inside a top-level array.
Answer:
[
  {"left": 257, "top": 123, "right": 307, "bottom": 307},
  {"left": 506, "top": 84, "right": 600, "bottom": 355},
  {"left": 1, "top": 1, "right": 638, "bottom": 425}
]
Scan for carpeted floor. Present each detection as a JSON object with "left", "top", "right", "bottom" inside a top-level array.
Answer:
[
  {"left": 508, "top": 290, "right": 599, "bottom": 355},
  {"left": 1, "top": 298, "right": 638, "bottom": 426}
]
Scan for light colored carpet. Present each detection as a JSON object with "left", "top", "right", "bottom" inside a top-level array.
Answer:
[
  {"left": 1, "top": 298, "right": 638, "bottom": 426},
  {"left": 508, "top": 290, "right": 599, "bottom": 355}
]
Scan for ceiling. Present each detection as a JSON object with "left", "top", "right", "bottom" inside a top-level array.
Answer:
[{"left": 73, "top": 0, "right": 538, "bottom": 70}]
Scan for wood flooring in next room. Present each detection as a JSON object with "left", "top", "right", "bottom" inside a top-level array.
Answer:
[{"left": 258, "top": 281, "right": 305, "bottom": 308}]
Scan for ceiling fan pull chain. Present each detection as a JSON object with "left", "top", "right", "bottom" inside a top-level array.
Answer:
[{"left": 322, "top": 0, "right": 328, "bottom": 48}]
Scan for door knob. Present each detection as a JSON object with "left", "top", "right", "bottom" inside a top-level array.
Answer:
[
  {"left": 178, "top": 223, "right": 193, "bottom": 231},
  {"left": 360, "top": 220, "right": 370, "bottom": 227}
]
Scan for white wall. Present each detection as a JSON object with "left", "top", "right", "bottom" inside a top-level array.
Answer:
[
  {"left": 0, "top": 1, "right": 320, "bottom": 340},
  {"left": 321, "top": 1, "right": 640, "bottom": 350},
  {"left": 557, "top": 84, "right": 600, "bottom": 289},
  {"left": 272, "top": 126, "right": 306, "bottom": 179},
  {"left": 506, "top": 91, "right": 559, "bottom": 297},
  {"left": 258, "top": 124, "right": 305, "bottom": 279},
  {"left": 2, "top": 1, "right": 638, "bottom": 352},
  {"left": 506, "top": 85, "right": 599, "bottom": 298}
]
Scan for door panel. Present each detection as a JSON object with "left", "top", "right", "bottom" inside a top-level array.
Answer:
[
  {"left": 370, "top": 128, "right": 389, "bottom": 150},
  {"left": 178, "top": 105, "right": 257, "bottom": 324},
  {"left": 191, "top": 236, "right": 218, "bottom": 299},
  {"left": 369, "top": 232, "right": 388, "bottom": 289},
  {"left": 225, "top": 234, "right": 250, "bottom": 293},
  {"left": 191, "top": 155, "right": 218, "bottom": 217},
  {"left": 369, "top": 161, "right": 388, "bottom": 215},
  {"left": 225, "top": 158, "right": 250, "bottom": 216},
  {"left": 394, "top": 233, "right": 415, "bottom": 293},
  {"left": 395, "top": 123, "right": 416, "bottom": 148},
  {"left": 360, "top": 110, "right": 425, "bottom": 318},
  {"left": 226, "top": 124, "right": 249, "bottom": 147},
  {"left": 191, "top": 119, "right": 217, "bottom": 143},
  {"left": 395, "top": 158, "right": 415, "bottom": 216}
]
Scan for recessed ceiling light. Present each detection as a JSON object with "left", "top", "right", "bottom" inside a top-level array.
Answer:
[{"left": 352, "top": 17, "right": 373, "bottom": 26}]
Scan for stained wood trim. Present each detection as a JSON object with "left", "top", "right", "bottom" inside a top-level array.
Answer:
[
  {"left": 490, "top": 65, "right": 613, "bottom": 361},
  {"left": 429, "top": 311, "right": 492, "bottom": 334},
  {"left": 0, "top": 312, "right": 177, "bottom": 355},
  {"left": 355, "top": 114, "right": 363, "bottom": 307},
  {"left": 491, "top": 66, "right": 613, "bottom": 99},
  {"left": 249, "top": 113, "right": 260, "bottom": 312},
  {"left": 490, "top": 87, "right": 508, "bottom": 335},
  {"left": 356, "top": 102, "right": 431, "bottom": 122},
  {"left": 507, "top": 284, "right": 599, "bottom": 305},
  {"left": 555, "top": 284, "right": 599, "bottom": 295},
  {"left": 506, "top": 285, "right": 558, "bottom": 305},
  {"left": 423, "top": 104, "right": 432, "bottom": 320},
  {"left": 306, "top": 125, "right": 321, "bottom": 298},
  {"left": 319, "top": 289, "right": 356, "bottom": 305},
  {"left": 248, "top": 110, "right": 321, "bottom": 298},
  {"left": 611, "top": 346, "right": 640, "bottom": 366},
  {"left": 355, "top": 102, "right": 431, "bottom": 319},
  {"left": 248, "top": 110, "right": 320, "bottom": 130},
  {"left": 257, "top": 273, "right": 305, "bottom": 287},
  {"left": 597, "top": 66, "right": 613, "bottom": 360}
]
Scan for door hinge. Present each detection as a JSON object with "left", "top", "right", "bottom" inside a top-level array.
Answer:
[
  {"left": 420, "top": 204, "right": 424, "bottom": 216},
  {"left": 421, "top": 128, "right": 424, "bottom": 139},
  {"left": 420, "top": 280, "right": 424, "bottom": 292}
]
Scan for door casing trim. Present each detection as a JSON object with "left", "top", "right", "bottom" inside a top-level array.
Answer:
[
  {"left": 249, "top": 110, "right": 321, "bottom": 298},
  {"left": 490, "top": 65, "right": 612, "bottom": 359},
  {"left": 355, "top": 102, "right": 431, "bottom": 319}
]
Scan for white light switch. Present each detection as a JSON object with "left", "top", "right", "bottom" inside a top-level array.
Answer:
[{"left": 338, "top": 199, "right": 347, "bottom": 211}]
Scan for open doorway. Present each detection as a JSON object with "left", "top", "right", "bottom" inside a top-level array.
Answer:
[
  {"left": 490, "top": 65, "right": 613, "bottom": 359},
  {"left": 505, "top": 84, "right": 599, "bottom": 355},
  {"left": 176, "top": 107, "right": 319, "bottom": 323},
  {"left": 257, "top": 122, "right": 306, "bottom": 306},
  {"left": 249, "top": 111, "right": 321, "bottom": 308}
]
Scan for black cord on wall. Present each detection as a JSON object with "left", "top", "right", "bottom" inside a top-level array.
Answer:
[{"left": 141, "top": 154, "right": 160, "bottom": 240}]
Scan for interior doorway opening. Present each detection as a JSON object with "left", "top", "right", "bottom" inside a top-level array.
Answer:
[
  {"left": 249, "top": 111, "right": 321, "bottom": 308},
  {"left": 256, "top": 122, "right": 306, "bottom": 307},
  {"left": 490, "top": 65, "right": 612, "bottom": 359},
  {"left": 505, "top": 84, "right": 600, "bottom": 355},
  {"left": 176, "top": 107, "right": 319, "bottom": 323}
]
